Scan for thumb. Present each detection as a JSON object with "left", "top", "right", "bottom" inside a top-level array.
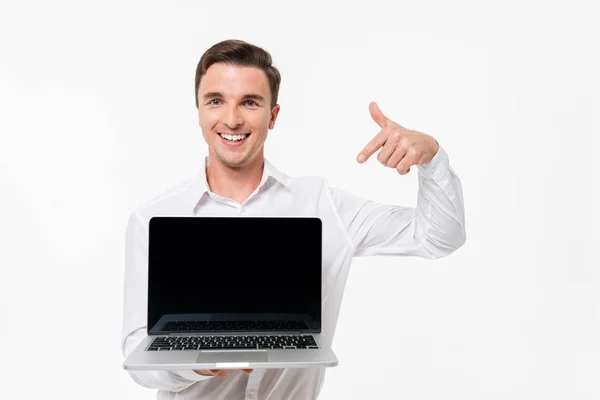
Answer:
[{"left": 369, "top": 101, "right": 389, "bottom": 128}]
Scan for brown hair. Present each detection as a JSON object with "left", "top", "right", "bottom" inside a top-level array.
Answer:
[{"left": 194, "top": 39, "right": 281, "bottom": 109}]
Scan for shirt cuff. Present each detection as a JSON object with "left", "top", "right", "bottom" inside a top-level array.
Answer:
[
  {"left": 173, "top": 369, "right": 213, "bottom": 382},
  {"left": 417, "top": 143, "right": 449, "bottom": 180}
]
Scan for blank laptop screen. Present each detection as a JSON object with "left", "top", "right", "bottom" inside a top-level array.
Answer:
[{"left": 147, "top": 216, "right": 322, "bottom": 333}]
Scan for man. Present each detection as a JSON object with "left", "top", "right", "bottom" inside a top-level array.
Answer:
[{"left": 122, "top": 39, "right": 466, "bottom": 400}]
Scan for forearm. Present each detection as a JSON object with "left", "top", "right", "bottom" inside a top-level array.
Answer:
[
  {"left": 122, "top": 329, "right": 211, "bottom": 392},
  {"left": 413, "top": 146, "right": 466, "bottom": 257}
]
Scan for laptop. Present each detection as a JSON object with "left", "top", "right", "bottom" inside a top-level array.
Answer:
[{"left": 123, "top": 216, "right": 338, "bottom": 371}]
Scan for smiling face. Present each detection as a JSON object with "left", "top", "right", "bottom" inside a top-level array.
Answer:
[{"left": 197, "top": 63, "right": 280, "bottom": 169}]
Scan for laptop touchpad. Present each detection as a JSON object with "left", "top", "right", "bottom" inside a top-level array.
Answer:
[{"left": 198, "top": 351, "right": 269, "bottom": 364}]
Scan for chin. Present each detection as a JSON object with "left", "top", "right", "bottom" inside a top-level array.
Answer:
[{"left": 215, "top": 153, "right": 250, "bottom": 168}]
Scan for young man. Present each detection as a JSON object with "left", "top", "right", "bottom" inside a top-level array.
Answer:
[{"left": 122, "top": 39, "right": 466, "bottom": 400}]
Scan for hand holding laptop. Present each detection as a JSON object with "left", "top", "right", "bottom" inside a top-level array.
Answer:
[{"left": 195, "top": 369, "right": 254, "bottom": 377}]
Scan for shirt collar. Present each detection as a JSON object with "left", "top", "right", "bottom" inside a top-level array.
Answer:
[{"left": 188, "top": 156, "right": 288, "bottom": 211}]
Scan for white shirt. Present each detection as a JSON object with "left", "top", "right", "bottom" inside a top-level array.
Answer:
[{"left": 121, "top": 145, "right": 466, "bottom": 400}]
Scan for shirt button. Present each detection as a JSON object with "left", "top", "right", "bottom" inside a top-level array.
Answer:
[{"left": 248, "top": 390, "right": 257, "bottom": 399}]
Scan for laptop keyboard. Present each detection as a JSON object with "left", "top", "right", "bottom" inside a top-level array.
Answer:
[{"left": 147, "top": 335, "right": 318, "bottom": 351}]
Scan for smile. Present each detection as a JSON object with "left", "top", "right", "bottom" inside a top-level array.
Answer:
[{"left": 218, "top": 133, "right": 250, "bottom": 142}]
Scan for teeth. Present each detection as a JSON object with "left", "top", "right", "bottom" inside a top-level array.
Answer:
[{"left": 220, "top": 133, "right": 248, "bottom": 141}]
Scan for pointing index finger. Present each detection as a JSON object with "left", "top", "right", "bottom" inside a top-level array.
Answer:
[{"left": 357, "top": 130, "right": 386, "bottom": 163}]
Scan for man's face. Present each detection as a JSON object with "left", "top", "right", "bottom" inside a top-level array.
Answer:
[{"left": 197, "top": 63, "right": 280, "bottom": 168}]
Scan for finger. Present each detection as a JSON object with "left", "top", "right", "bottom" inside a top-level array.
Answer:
[
  {"left": 357, "top": 130, "right": 386, "bottom": 163},
  {"left": 242, "top": 369, "right": 254, "bottom": 374},
  {"left": 386, "top": 146, "right": 407, "bottom": 168},
  {"left": 369, "top": 101, "right": 390, "bottom": 129},
  {"left": 195, "top": 369, "right": 219, "bottom": 376},
  {"left": 396, "top": 151, "right": 416, "bottom": 175},
  {"left": 377, "top": 133, "right": 401, "bottom": 166},
  {"left": 217, "top": 370, "right": 231, "bottom": 377}
]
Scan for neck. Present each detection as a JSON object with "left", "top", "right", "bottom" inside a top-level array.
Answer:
[{"left": 205, "top": 154, "right": 264, "bottom": 204}]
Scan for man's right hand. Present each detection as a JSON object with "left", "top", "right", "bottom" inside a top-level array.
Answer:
[{"left": 194, "top": 369, "right": 253, "bottom": 377}]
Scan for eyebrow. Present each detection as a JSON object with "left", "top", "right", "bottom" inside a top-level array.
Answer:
[{"left": 202, "top": 92, "right": 266, "bottom": 102}]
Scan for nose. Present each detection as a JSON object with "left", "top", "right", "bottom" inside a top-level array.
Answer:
[{"left": 223, "top": 104, "right": 243, "bottom": 129}]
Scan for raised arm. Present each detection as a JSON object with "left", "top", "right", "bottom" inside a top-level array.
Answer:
[
  {"left": 330, "top": 102, "right": 466, "bottom": 258},
  {"left": 330, "top": 145, "right": 465, "bottom": 258}
]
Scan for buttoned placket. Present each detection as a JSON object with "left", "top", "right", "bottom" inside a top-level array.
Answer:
[
  {"left": 204, "top": 194, "right": 249, "bottom": 215},
  {"left": 199, "top": 173, "right": 274, "bottom": 399},
  {"left": 203, "top": 176, "right": 270, "bottom": 214}
]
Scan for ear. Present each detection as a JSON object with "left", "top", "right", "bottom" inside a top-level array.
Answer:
[{"left": 269, "top": 104, "right": 281, "bottom": 130}]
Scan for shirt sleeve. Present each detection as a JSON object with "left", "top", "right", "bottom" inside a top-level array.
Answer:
[
  {"left": 121, "top": 210, "right": 212, "bottom": 392},
  {"left": 328, "top": 145, "right": 466, "bottom": 259}
]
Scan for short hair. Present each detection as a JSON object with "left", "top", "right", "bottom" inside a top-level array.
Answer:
[{"left": 194, "top": 39, "right": 281, "bottom": 109}]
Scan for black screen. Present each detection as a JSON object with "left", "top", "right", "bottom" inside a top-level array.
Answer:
[{"left": 147, "top": 216, "right": 322, "bottom": 333}]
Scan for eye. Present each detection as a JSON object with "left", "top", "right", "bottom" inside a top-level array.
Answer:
[
  {"left": 244, "top": 100, "right": 258, "bottom": 107},
  {"left": 209, "top": 99, "right": 221, "bottom": 105}
]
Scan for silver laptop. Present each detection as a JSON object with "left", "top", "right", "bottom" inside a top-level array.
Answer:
[{"left": 123, "top": 216, "right": 338, "bottom": 371}]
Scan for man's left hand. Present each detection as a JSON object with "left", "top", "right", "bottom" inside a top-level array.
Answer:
[{"left": 357, "top": 102, "right": 439, "bottom": 175}]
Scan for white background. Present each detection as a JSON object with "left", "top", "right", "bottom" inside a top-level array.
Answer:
[{"left": 1, "top": 0, "right": 598, "bottom": 399}]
